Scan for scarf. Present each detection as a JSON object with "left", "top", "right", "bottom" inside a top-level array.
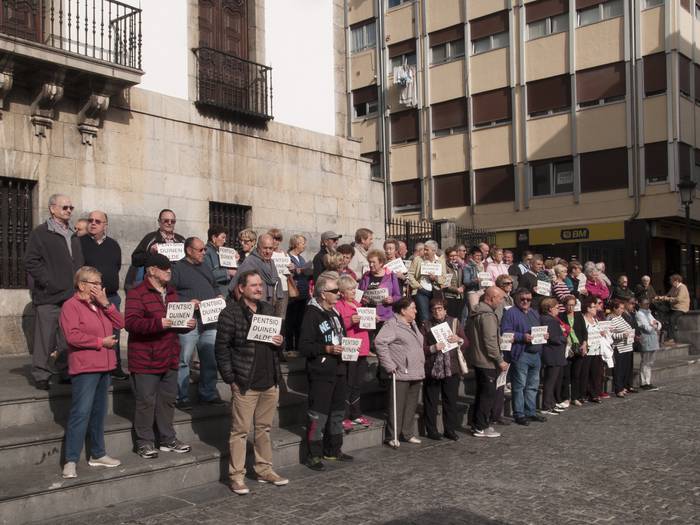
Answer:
[{"left": 250, "top": 251, "right": 283, "bottom": 300}]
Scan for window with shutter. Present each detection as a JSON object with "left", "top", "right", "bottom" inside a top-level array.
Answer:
[
  {"left": 391, "top": 110, "right": 419, "bottom": 143},
  {"left": 471, "top": 10, "right": 509, "bottom": 55},
  {"left": 643, "top": 53, "right": 666, "bottom": 96},
  {"left": 393, "top": 180, "right": 422, "bottom": 209},
  {"left": 475, "top": 165, "right": 515, "bottom": 205},
  {"left": 432, "top": 98, "right": 467, "bottom": 136},
  {"left": 679, "top": 143, "right": 692, "bottom": 181},
  {"left": 352, "top": 85, "right": 379, "bottom": 118},
  {"left": 576, "top": 61, "right": 626, "bottom": 107},
  {"left": 527, "top": 74, "right": 571, "bottom": 116},
  {"left": 473, "top": 87, "right": 512, "bottom": 127},
  {"left": 434, "top": 172, "right": 470, "bottom": 208},
  {"left": 679, "top": 55, "right": 691, "bottom": 97},
  {"left": 580, "top": 147, "right": 628, "bottom": 192},
  {"left": 645, "top": 142, "right": 668, "bottom": 183}
]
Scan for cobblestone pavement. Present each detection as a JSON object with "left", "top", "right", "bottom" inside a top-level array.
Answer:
[{"left": 45, "top": 378, "right": 700, "bottom": 525}]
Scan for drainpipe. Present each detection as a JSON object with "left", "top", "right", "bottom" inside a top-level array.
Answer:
[
  {"left": 464, "top": 0, "right": 475, "bottom": 228},
  {"left": 629, "top": 0, "right": 641, "bottom": 221},
  {"left": 344, "top": 0, "right": 352, "bottom": 139},
  {"left": 421, "top": 0, "right": 434, "bottom": 220},
  {"left": 377, "top": 0, "right": 391, "bottom": 223}
]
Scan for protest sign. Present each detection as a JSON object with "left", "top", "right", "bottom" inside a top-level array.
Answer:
[
  {"left": 247, "top": 314, "right": 283, "bottom": 343},
  {"left": 363, "top": 287, "right": 388, "bottom": 304},
  {"left": 496, "top": 364, "right": 510, "bottom": 388},
  {"left": 577, "top": 274, "right": 587, "bottom": 293},
  {"left": 384, "top": 258, "right": 408, "bottom": 274},
  {"left": 430, "top": 322, "right": 458, "bottom": 353},
  {"left": 157, "top": 243, "right": 185, "bottom": 262},
  {"left": 443, "top": 274, "right": 453, "bottom": 288},
  {"left": 357, "top": 307, "right": 376, "bottom": 330},
  {"left": 354, "top": 288, "right": 364, "bottom": 303},
  {"left": 199, "top": 297, "right": 226, "bottom": 324},
  {"left": 218, "top": 247, "right": 238, "bottom": 268},
  {"left": 500, "top": 332, "right": 514, "bottom": 352},
  {"left": 574, "top": 299, "right": 582, "bottom": 312},
  {"left": 420, "top": 261, "right": 442, "bottom": 276},
  {"left": 341, "top": 337, "right": 362, "bottom": 361},
  {"left": 531, "top": 326, "right": 549, "bottom": 345},
  {"left": 272, "top": 252, "right": 291, "bottom": 276},
  {"left": 535, "top": 280, "right": 551, "bottom": 296},
  {"left": 166, "top": 302, "right": 195, "bottom": 328},
  {"left": 478, "top": 272, "right": 494, "bottom": 288}
]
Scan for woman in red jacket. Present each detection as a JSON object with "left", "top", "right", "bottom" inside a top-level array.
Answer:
[{"left": 59, "top": 266, "right": 124, "bottom": 479}]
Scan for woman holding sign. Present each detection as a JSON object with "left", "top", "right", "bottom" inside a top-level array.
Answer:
[
  {"left": 204, "top": 225, "right": 237, "bottom": 296},
  {"left": 580, "top": 296, "right": 605, "bottom": 404},
  {"left": 359, "top": 249, "right": 402, "bottom": 324},
  {"left": 407, "top": 240, "right": 446, "bottom": 323},
  {"left": 539, "top": 298, "right": 570, "bottom": 416},
  {"left": 607, "top": 299, "right": 635, "bottom": 398}
]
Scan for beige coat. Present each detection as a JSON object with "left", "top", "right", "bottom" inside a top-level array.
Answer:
[
  {"left": 406, "top": 256, "right": 447, "bottom": 295},
  {"left": 374, "top": 315, "right": 425, "bottom": 381}
]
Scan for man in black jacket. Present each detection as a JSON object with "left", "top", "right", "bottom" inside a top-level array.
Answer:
[
  {"left": 312, "top": 231, "right": 341, "bottom": 281},
  {"left": 24, "top": 193, "right": 84, "bottom": 390},
  {"left": 214, "top": 270, "right": 287, "bottom": 495}
]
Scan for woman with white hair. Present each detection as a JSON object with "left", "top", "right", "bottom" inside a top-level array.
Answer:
[
  {"left": 585, "top": 268, "right": 610, "bottom": 305},
  {"left": 406, "top": 239, "right": 446, "bottom": 322}
]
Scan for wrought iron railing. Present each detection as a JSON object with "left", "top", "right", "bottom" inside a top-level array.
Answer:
[
  {"left": 0, "top": 177, "right": 35, "bottom": 289},
  {"left": 0, "top": 0, "right": 142, "bottom": 69},
  {"left": 386, "top": 218, "right": 442, "bottom": 255},
  {"left": 455, "top": 225, "right": 496, "bottom": 249},
  {"left": 194, "top": 47, "right": 273, "bottom": 121}
]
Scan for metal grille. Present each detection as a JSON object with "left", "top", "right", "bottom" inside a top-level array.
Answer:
[
  {"left": 209, "top": 201, "right": 251, "bottom": 251},
  {"left": 0, "top": 177, "right": 35, "bottom": 289},
  {"left": 385, "top": 218, "right": 441, "bottom": 255},
  {"left": 455, "top": 226, "right": 496, "bottom": 249}
]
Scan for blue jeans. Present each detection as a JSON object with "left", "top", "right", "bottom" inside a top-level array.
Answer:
[
  {"left": 177, "top": 326, "right": 218, "bottom": 403},
  {"left": 511, "top": 352, "right": 541, "bottom": 418},
  {"left": 64, "top": 372, "right": 111, "bottom": 462},
  {"left": 414, "top": 289, "right": 432, "bottom": 323},
  {"left": 108, "top": 293, "right": 123, "bottom": 370}
]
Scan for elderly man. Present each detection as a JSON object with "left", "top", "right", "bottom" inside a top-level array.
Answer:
[
  {"left": 74, "top": 218, "right": 90, "bottom": 237},
  {"left": 348, "top": 228, "right": 374, "bottom": 277},
  {"left": 80, "top": 210, "right": 128, "bottom": 380},
  {"left": 233, "top": 234, "right": 285, "bottom": 317},
  {"left": 397, "top": 240, "right": 409, "bottom": 260},
  {"left": 634, "top": 275, "right": 657, "bottom": 304},
  {"left": 171, "top": 237, "right": 225, "bottom": 410},
  {"left": 466, "top": 287, "right": 508, "bottom": 438},
  {"left": 215, "top": 270, "right": 288, "bottom": 495},
  {"left": 126, "top": 209, "right": 185, "bottom": 290},
  {"left": 312, "top": 230, "right": 341, "bottom": 282},
  {"left": 24, "top": 193, "right": 84, "bottom": 390},
  {"left": 658, "top": 274, "right": 691, "bottom": 342},
  {"left": 502, "top": 288, "right": 547, "bottom": 426}
]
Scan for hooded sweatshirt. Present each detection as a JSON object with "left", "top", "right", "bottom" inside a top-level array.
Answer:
[
  {"left": 466, "top": 301, "right": 503, "bottom": 370},
  {"left": 299, "top": 298, "right": 347, "bottom": 379}
]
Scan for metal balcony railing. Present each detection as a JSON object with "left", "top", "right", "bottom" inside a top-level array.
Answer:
[
  {"left": 194, "top": 47, "right": 273, "bottom": 122},
  {"left": 0, "top": 0, "right": 142, "bottom": 69}
]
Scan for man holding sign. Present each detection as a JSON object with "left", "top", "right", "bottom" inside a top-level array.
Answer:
[
  {"left": 214, "top": 270, "right": 287, "bottom": 495},
  {"left": 171, "top": 237, "right": 226, "bottom": 411}
]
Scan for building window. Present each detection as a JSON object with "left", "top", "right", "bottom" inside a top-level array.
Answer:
[
  {"left": 527, "top": 74, "right": 571, "bottom": 116},
  {"left": 431, "top": 39, "right": 465, "bottom": 64},
  {"left": 527, "top": 13, "right": 568, "bottom": 40},
  {"left": 577, "top": 0, "right": 624, "bottom": 27},
  {"left": 389, "top": 39, "right": 417, "bottom": 69},
  {"left": 392, "top": 179, "right": 421, "bottom": 210},
  {"left": 351, "top": 19, "right": 376, "bottom": 54},
  {"left": 473, "top": 87, "right": 512, "bottom": 128},
  {"left": 696, "top": 2, "right": 700, "bottom": 20},
  {"left": 694, "top": 148, "right": 700, "bottom": 181},
  {"left": 475, "top": 165, "right": 515, "bottom": 205},
  {"left": 580, "top": 147, "right": 628, "bottom": 192},
  {"left": 526, "top": 0, "right": 569, "bottom": 40},
  {"left": 209, "top": 201, "right": 252, "bottom": 251},
  {"left": 352, "top": 85, "right": 379, "bottom": 119},
  {"left": 679, "top": 54, "right": 691, "bottom": 97},
  {"left": 362, "top": 152, "right": 383, "bottom": 180},
  {"left": 470, "top": 10, "right": 509, "bottom": 55},
  {"left": 644, "top": 53, "right": 666, "bottom": 96},
  {"left": 432, "top": 98, "right": 467, "bottom": 136},
  {"left": 576, "top": 61, "right": 626, "bottom": 108},
  {"left": 642, "top": 0, "right": 663, "bottom": 8},
  {"left": 435, "top": 172, "right": 470, "bottom": 209},
  {"left": 679, "top": 143, "right": 692, "bottom": 181},
  {"left": 531, "top": 158, "right": 574, "bottom": 197},
  {"left": 645, "top": 142, "right": 668, "bottom": 183},
  {"left": 391, "top": 109, "right": 419, "bottom": 144},
  {"left": 0, "top": 177, "right": 35, "bottom": 289},
  {"left": 388, "top": 0, "right": 412, "bottom": 8}
]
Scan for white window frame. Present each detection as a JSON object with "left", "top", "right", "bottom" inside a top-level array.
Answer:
[
  {"left": 526, "top": 13, "right": 569, "bottom": 41},
  {"left": 432, "top": 125, "right": 468, "bottom": 138},
  {"left": 353, "top": 99, "right": 379, "bottom": 119},
  {"left": 430, "top": 39, "right": 465, "bottom": 65},
  {"left": 577, "top": 0, "right": 623, "bottom": 27},
  {"left": 351, "top": 21, "right": 376, "bottom": 54},
  {"left": 388, "top": 0, "right": 412, "bottom": 9},
  {"left": 390, "top": 52, "right": 417, "bottom": 70},
  {"left": 642, "top": 0, "right": 663, "bottom": 9},
  {"left": 471, "top": 31, "right": 509, "bottom": 55},
  {"left": 530, "top": 159, "right": 574, "bottom": 198}
]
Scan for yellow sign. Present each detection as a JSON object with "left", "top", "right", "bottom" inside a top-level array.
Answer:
[{"left": 529, "top": 222, "right": 625, "bottom": 245}]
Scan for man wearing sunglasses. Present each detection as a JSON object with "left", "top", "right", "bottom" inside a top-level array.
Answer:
[
  {"left": 126, "top": 209, "right": 185, "bottom": 290},
  {"left": 25, "top": 193, "right": 85, "bottom": 390},
  {"left": 80, "top": 210, "right": 128, "bottom": 380}
]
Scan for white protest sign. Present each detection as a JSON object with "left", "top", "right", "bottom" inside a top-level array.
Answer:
[
  {"left": 166, "top": 302, "right": 195, "bottom": 328},
  {"left": 577, "top": 274, "right": 587, "bottom": 293},
  {"left": 531, "top": 325, "right": 549, "bottom": 345},
  {"left": 420, "top": 278, "right": 433, "bottom": 292},
  {"left": 354, "top": 288, "right": 364, "bottom": 303},
  {"left": 341, "top": 337, "right": 362, "bottom": 361},
  {"left": 535, "top": 280, "right": 551, "bottom": 296},
  {"left": 500, "top": 332, "right": 514, "bottom": 352},
  {"left": 597, "top": 320, "right": 613, "bottom": 334},
  {"left": 587, "top": 326, "right": 602, "bottom": 349},
  {"left": 625, "top": 330, "right": 636, "bottom": 346},
  {"left": 218, "top": 247, "right": 238, "bottom": 268},
  {"left": 363, "top": 287, "right": 388, "bottom": 304},
  {"left": 420, "top": 261, "right": 442, "bottom": 276},
  {"left": 430, "top": 322, "right": 458, "bottom": 353},
  {"left": 272, "top": 252, "right": 291, "bottom": 276},
  {"left": 247, "top": 314, "right": 283, "bottom": 343},
  {"left": 443, "top": 274, "right": 453, "bottom": 288},
  {"left": 157, "top": 243, "right": 185, "bottom": 262},
  {"left": 496, "top": 364, "right": 509, "bottom": 388},
  {"left": 357, "top": 307, "right": 376, "bottom": 330},
  {"left": 199, "top": 297, "right": 226, "bottom": 324},
  {"left": 384, "top": 258, "right": 408, "bottom": 274},
  {"left": 574, "top": 299, "right": 582, "bottom": 312},
  {"left": 478, "top": 272, "right": 493, "bottom": 288}
]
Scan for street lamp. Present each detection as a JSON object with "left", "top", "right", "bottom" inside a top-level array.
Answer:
[{"left": 678, "top": 178, "right": 697, "bottom": 308}]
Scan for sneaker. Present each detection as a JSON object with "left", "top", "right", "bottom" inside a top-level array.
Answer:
[
  {"left": 540, "top": 409, "right": 559, "bottom": 416},
  {"left": 88, "top": 455, "right": 121, "bottom": 468},
  {"left": 62, "top": 461, "right": 77, "bottom": 479},
  {"left": 426, "top": 431, "right": 443, "bottom": 441},
  {"left": 644, "top": 384, "right": 660, "bottom": 391},
  {"left": 557, "top": 400, "right": 570, "bottom": 409},
  {"left": 111, "top": 368, "right": 129, "bottom": 381},
  {"left": 473, "top": 428, "right": 500, "bottom": 438},
  {"left": 323, "top": 452, "right": 354, "bottom": 462},
  {"left": 552, "top": 407, "right": 565, "bottom": 413},
  {"left": 573, "top": 400, "right": 583, "bottom": 407},
  {"left": 599, "top": 392, "right": 611, "bottom": 399},
  {"left": 406, "top": 436, "right": 421, "bottom": 444},
  {"left": 529, "top": 414, "right": 547, "bottom": 423},
  {"left": 590, "top": 397, "right": 602, "bottom": 404},
  {"left": 230, "top": 481, "right": 250, "bottom": 495},
  {"left": 136, "top": 444, "right": 159, "bottom": 459},
  {"left": 626, "top": 387, "right": 638, "bottom": 394},
  {"left": 493, "top": 417, "right": 511, "bottom": 426},
  {"left": 257, "top": 471, "right": 289, "bottom": 486},
  {"left": 342, "top": 419, "right": 354, "bottom": 432},
  {"left": 175, "top": 400, "right": 193, "bottom": 412},
  {"left": 352, "top": 416, "right": 371, "bottom": 427},
  {"left": 305, "top": 457, "right": 325, "bottom": 471},
  {"left": 159, "top": 439, "right": 191, "bottom": 453}
]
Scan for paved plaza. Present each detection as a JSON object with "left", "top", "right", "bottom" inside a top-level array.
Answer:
[{"left": 44, "top": 377, "right": 700, "bottom": 525}]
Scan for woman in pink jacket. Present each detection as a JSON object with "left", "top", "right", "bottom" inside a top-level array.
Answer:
[
  {"left": 335, "top": 275, "right": 372, "bottom": 431},
  {"left": 59, "top": 266, "right": 125, "bottom": 479},
  {"left": 585, "top": 269, "right": 610, "bottom": 306}
]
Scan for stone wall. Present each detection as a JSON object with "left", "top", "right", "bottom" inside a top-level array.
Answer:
[{"left": 0, "top": 86, "right": 384, "bottom": 356}]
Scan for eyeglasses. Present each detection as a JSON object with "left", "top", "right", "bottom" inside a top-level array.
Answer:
[
  {"left": 502, "top": 281, "right": 513, "bottom": 285},
  {"left": 160, "top": 218, "right": 176, "bottom": 224},
  {"left": 60, "top": 205, "right": 75, "bottom": 211},
  {"left": 519, "top": 297, "right": 532, "bottom": 302},
  {"left": 81, "top": 280, "right": 102, "bottom": 286},
  {"left": 88, "top": 218, "right": 104, "bottom": 224},
  {"left": 566, "top": 303, "right": 576, "bottom": 308},
  {"left": 324, "top": 288, "right": 340, "bottom": 294},
  {"left": 195, "top": 248, "right": 206, "bottom": 252},
  {"left": 430, "top": 306, "right": 445, "bottom": 311}
]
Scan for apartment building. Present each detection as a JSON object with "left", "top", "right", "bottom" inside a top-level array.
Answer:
[{"left": 346, "top": 0, "right": 700, "bottom": 292}]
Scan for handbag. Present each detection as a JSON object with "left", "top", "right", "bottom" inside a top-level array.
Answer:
[
  {"left": 287, "top": 275, "right": 300, "bottom": 298},
  {"left": 452, "top": 318, "right": 469, "bottom": 376}
]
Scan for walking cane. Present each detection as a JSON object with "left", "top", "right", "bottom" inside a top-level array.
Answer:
[{"left": 391, "top": 372, "right": 399, "bottom": 449}]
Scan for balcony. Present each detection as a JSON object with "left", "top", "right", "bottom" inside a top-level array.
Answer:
[{"left": 194, "top": 47, "right": 273, "bottom": 123}]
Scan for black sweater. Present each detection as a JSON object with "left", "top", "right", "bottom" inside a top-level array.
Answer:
[
  {"left": 299, "top": 300, "right": 346, "bottom": 379},
  {"left": 80, "top": 236, "right": 122, "bottom": 295}
]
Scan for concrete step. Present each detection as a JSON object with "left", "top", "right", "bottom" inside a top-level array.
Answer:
[
  {"left": 633, "top": 343, "right": 691, "bottom": 364},
  {"left": 632, "top": 355, "right": 700, "bottom": 387}
]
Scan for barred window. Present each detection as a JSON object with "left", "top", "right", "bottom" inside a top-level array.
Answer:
[
  {"left": 0, "top": 177, "right": 36, "bottom": 289},
  {"left": 209, "top": 201, "right": 252, "bottom": 250}
]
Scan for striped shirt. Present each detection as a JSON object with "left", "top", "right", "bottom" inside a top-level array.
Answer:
[{"left": 606, "top": 314, "right": 634, "bottom": 353}]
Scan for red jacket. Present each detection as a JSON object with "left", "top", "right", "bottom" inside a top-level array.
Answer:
[
  {"left": 125, "top": 279, "right": 182, "bottom": 374},
  {"left": 59, "top": 294, "right": 124, "bottom": 376}
]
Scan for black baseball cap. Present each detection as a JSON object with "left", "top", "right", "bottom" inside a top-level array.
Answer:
[{"left": 145, "top": 253, "right": 171, "bottom": 270}]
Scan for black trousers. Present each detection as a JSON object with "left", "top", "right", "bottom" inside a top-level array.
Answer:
[
  {"left": 613, "top": 349, "right": 634, "bottom": 393},
  {"left": 284, "top": 298, "right": 307, "bottom": 351},
  {"left": 571, "top": 355, "right": 589, "bottom": 401},
  {"left": 306, "top": 373, "right": 346, "bottom": 459},
  {"left": 423, "top": 374, "right": 460, "bottom": 435},
  {"left": 541, "top": 365, "right": 563, "bottom": 410},
  {"left": 473, "top": 368, "right": 498, "bottom": 431},
  {"left": 346, "top": 356, "right": 368, "bottom": 420},
  {"left": 558, "top": 359, "right": 572, "bottom": 402},
  {"left": 587, "top": 355, "right": 604, "bottom": 399}
]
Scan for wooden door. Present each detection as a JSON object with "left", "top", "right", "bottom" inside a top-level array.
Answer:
[{"left": 0, "top": 0, "right": 42, "bottom": 42}]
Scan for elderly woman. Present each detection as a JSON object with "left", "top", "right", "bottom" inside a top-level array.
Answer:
[
  {"left": 236, "top": 228, "right": 257, "bottom": 265},
  {"left": 580, "top": 295, "right": 605, "bottom": 404},
  {"left": 585, "top": 268, "right": 610, "bottom": 304},
  {"left": 204, "top": 224, "right": 236, "bottom": 296},
  {"left": 559, "top": 295, "right": 587, "bottom": 408},
  {"left": 539, "top": 298, "right": 569, "bottom": 416},
  {"left": 443, "top": 246, "right": 465, "bottom": 319},
  {"left": 359, "top": 249, "right": 403, "bottom": 324},
  {"left": 335, "top": 244, "right": 359, "bottom": 280},
  {"left": 419, "top": 298, "right": 468, "bottom": 441},
  {"left": 607, "top": 299, "right": 635, "bottom": 398},
  {"left": 636, "top": 297, "right": 661, "bottom": 390},
  {"left": 286, "top": 234, "right": 311, "bottom": 352},
  {"left": 407, "top": 240, "right": 446, "bottom": 322},
  {"left": 375, "top": 297, "right": 425, "bottom": 447},
  {"left": 59, "top": 266, "right": 125, "bottom": 479}
]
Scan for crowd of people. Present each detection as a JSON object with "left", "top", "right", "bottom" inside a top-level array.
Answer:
[{"left": 24, "top": 193, "right": 692, "bottom": 492}]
